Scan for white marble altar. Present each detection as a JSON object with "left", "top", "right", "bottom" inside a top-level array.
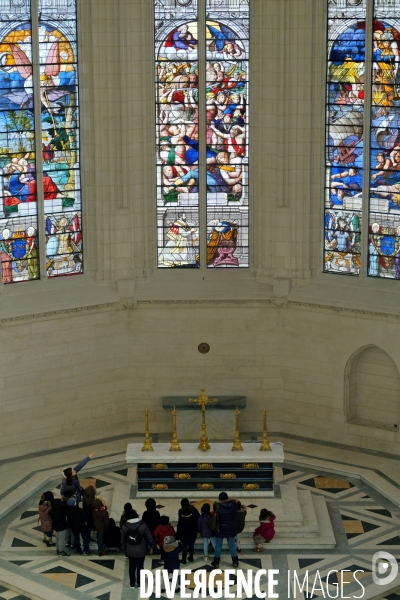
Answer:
[{"left": 126, "top": 442, "right": 284, "bottom": 497}]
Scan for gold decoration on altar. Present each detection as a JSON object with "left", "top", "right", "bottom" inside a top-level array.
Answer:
[
  {"left": 174, "top": 473, "right": 191, "bottom": 479},
  {"left": 219, "top": 473, "right": 236, "bottom": 479},
  {"left": 169, "top": 406, "right": 181, "bottom": 452},
  {"left": 151, "top": 464, "right": 168, "bottom": 469},
  {"left": 197, "top": 483, "right": 214, "bottom": 490},
  {"left": 243, "top": 483, "right": 259, "bottom": 490},
  {"left": 141, "top": 409, "right": 154, "bottom": 451},
  {"left": 152, "top": 483, "right": 168, "bottom": 490},
  {"left": 189, "top": 389, "right": 218, "bottom": 452},
  {"left": 243, "top": 463, "right": 259, "bottom": 469},
  {"left": 231, "top": 406, "right": 243, "bottom": 451},
  {"left": 197, "top": 463, "right": 214, "bottom": 469},
  {"left": 259, "top": 408, "right": 271, "bottom": 451}
]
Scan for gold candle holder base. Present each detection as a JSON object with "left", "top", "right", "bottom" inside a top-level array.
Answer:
[
  {"left": 169, "top": 406, "right": 181, "bottom": 451},
  {"left": 231, "top": 406, "right": 243, "bottom": 451},
  {"left": 259, "top": 408, "right": 271, "bottom": 451},
  {"left": 142, "top": 409, "right": 154, "bottom": 452}
]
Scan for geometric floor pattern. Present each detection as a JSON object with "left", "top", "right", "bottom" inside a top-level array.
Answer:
[{"left": 1, "top": 463, "right": 400, "bottom": 599}]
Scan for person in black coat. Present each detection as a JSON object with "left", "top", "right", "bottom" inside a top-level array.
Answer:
[
  {"left": 211, "top": 492, "right": 239, "bottom": 569},
  {"left": 142, "top": 498, "right": 160, "bottom": 545},
  {"left": 121, "top": 509, "right": 157, "bottom": 588},
  {"left": 176, "top": 506, "right": 198, "bottom": 563},
  {"left": 178, "top": 498, "right": 200, "bottom": 520},
  {"left": 65, "top": 498, "right": 91, "bottom": 555},
  {"left": 50, "top": 498, "right": 69, "bottom": 556}
]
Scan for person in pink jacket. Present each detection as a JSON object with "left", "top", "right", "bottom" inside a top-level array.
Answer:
[
  {"left": 38, "top": 491, "right": 55, "bottom": 547},
  {"left": 253, "top": 508, "right": 276, "bottom": 552}
]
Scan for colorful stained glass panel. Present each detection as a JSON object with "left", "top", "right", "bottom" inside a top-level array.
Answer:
[
  {"left": 206, "top": 1, "right": 249, "bottom": 267},
  {"left": 368, "top": 2, "right": 400, "bottom": 278},
  {"left": 0, "top": 7, "right": 39, "bottom": 283},
  {"left": 155, "top": 2, "right": 200, "bottom": 268},
  {"left": 38, "top": 0, "right": 82, "bottom": 278},
  {"left": 324, "top": 1, "right": 365, "bottom": 275}
]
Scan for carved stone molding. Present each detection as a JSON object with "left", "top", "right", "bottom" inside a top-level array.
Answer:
[{"left": 0, "top": 302, "right": 119, "bottom": 326}]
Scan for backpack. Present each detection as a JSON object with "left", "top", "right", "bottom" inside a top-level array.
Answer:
[{"left": 127, "top": 525, "right": 144, "bottom": 545}]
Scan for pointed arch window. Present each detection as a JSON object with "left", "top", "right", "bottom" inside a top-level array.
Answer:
[
  {"left": 0, "top": 0, "right": 82, "bottom": 284},
  {"left": 325, "top": 0, "right": 400, "bottom": 279},
  {"left": 155, "top": 0, "right": 249, "bottom": 269}
]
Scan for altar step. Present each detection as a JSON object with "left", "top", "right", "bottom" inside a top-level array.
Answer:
[
  {"left": 190, "top": 488, "right": 336, "bottom": 550},
  {"left": 106, "top": 480, "right": 336, "bottom": 551}
]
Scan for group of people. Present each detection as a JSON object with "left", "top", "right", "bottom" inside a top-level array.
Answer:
[{"left": 37, "top": 454, "right": 276, "bottom": 589}]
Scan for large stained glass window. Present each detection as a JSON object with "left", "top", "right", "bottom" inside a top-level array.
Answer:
[
  {"left": 324, "top": 1, "right": 365, "bottom": 275},
  {"left": 155, "top": 0, "right": 249, "bottom": 269},
  {"left": 0, "top": 0, "right": 82, "bottom": 284}
]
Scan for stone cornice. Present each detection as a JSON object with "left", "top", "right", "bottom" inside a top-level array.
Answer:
[{"left": 0, "top": 297, "right": 399, "bottom": 325}]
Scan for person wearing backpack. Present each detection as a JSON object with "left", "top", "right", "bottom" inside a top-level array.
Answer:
[{"left": 121, "top": 509, "right": 157, "bottom": 588}]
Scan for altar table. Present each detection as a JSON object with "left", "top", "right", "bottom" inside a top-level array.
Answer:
[{"left": 126, "top": 442, "right": 284, "bottom": 497}]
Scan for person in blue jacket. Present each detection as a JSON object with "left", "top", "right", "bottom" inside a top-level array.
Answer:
[{"left": 60, "top": 452, "right": 95, "bottom": 505}]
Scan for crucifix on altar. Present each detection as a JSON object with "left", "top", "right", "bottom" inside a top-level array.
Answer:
[{"left": 189, "top": 388, "right": 218, "bottom": 451}]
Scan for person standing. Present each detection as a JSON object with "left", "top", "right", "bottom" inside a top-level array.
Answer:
[
  {"left": 60, "top": 452, "right": 95, "bottom": 505},
  {"left": 38, "top": 491, "right": 55, "bottom": 547},
  {"left": 211, "top": 492, "right": 239, "bottom": 569},
  {"left": 121, "top": 509, "right": 156, "bottom": 589},
  {"left": 92, "top": 498, "right": 110, "bottom": 556},
  {"left": 50, "top": 496, "right": 69, "bottom": 556},
  {"left": 176, "top": 506, "right": 198, "bottom": 564},
  {"left": 197, "top": 503, "right": 216, "bottom": 562}
]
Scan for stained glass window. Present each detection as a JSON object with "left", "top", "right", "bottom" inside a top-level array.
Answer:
[
  {"left": 155, "top": 0, "right": 249, "bottom": 269},
  {"left": 324, "top": 1, "right": 365, "bottom": 275},
  {"left": 368, "top": 1, "right": 400, "bottom": 278},
  {"left": 0, "top": 0, "right": 82, "bottom": 284}
]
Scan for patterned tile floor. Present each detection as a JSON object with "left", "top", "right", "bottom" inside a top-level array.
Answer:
[{"left": 1, "top": 462, "right": 400, "bottom": 599}]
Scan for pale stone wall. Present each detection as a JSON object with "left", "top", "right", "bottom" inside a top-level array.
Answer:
[{"left": 1, "top": 0, "right": 400, "bottom": 459}]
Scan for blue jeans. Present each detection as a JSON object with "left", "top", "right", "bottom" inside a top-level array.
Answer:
[
  {"left": 213, "top": 536, "right": 237, "bottom": 559},
  {"left": 97, "top": 531, "right": 105, "bottom": 553},
  {"left": 203, "top": 537, "right": 216, "bottom": 556},
  {"left": 74, "top": 530, "right": 89, "bottom": 553}
]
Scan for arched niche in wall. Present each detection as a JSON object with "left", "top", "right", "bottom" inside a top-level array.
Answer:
[{"left": 345, "top": 345, "right": 400, "bottom": 432}]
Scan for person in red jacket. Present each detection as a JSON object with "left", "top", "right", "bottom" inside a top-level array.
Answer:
[
  {"left": 153, "top": 515, "right": 176, "bottom": 550},
  {"left": 253, "top": 509, "right": 276, "bottom": 552}
]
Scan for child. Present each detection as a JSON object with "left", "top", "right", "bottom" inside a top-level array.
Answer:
[
  {"left": 234, "top": 502, "right": 247, "bottom": 554},
  {"left": 38, "top": 491, "right": 55, "bottom": 547},
  {"left": 120, "top": 502, "right": 133, "bottom": 529},
  {"left": 161, "top": 536, "right": 182, "bottom": 593},
  {"left": 50, "top": 496, "right": 69, "bottom": 556},
  {"left": 176, "top": 506, "right": 198, "bottom": 564},
  {"left": 92, "top": 498, "right": 110, "bottom": 556},
  {"left": 253, "top": 508, "right": 276, "bottom": 552},
  {"left": 65, "top": 497, "right": 91, "bottom": 555},
  {"left": 197, "top": 503, "right": 216, "bottom": 562},
  {"left": 104, "top": 518, "right": 122, "bottom": 551},
  {"left": 153, "top": 516, "right": 176, "bottom": 550}
]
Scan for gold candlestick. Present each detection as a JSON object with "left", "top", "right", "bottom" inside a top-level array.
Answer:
[
  {"left": 169, "top": 406, "right": 181, "bottom": 451},
  {"left": 260, "top": 408, "right": 271, "bottom": 451},
  {"left": 189, "top": 389, "right": 218, "bottom": 452},
  {"left": 232, "top": 406, "right": 243, "bottom": 451},
  {"left": 141, "top": 409, "right": 154, "bottom": 451}
]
